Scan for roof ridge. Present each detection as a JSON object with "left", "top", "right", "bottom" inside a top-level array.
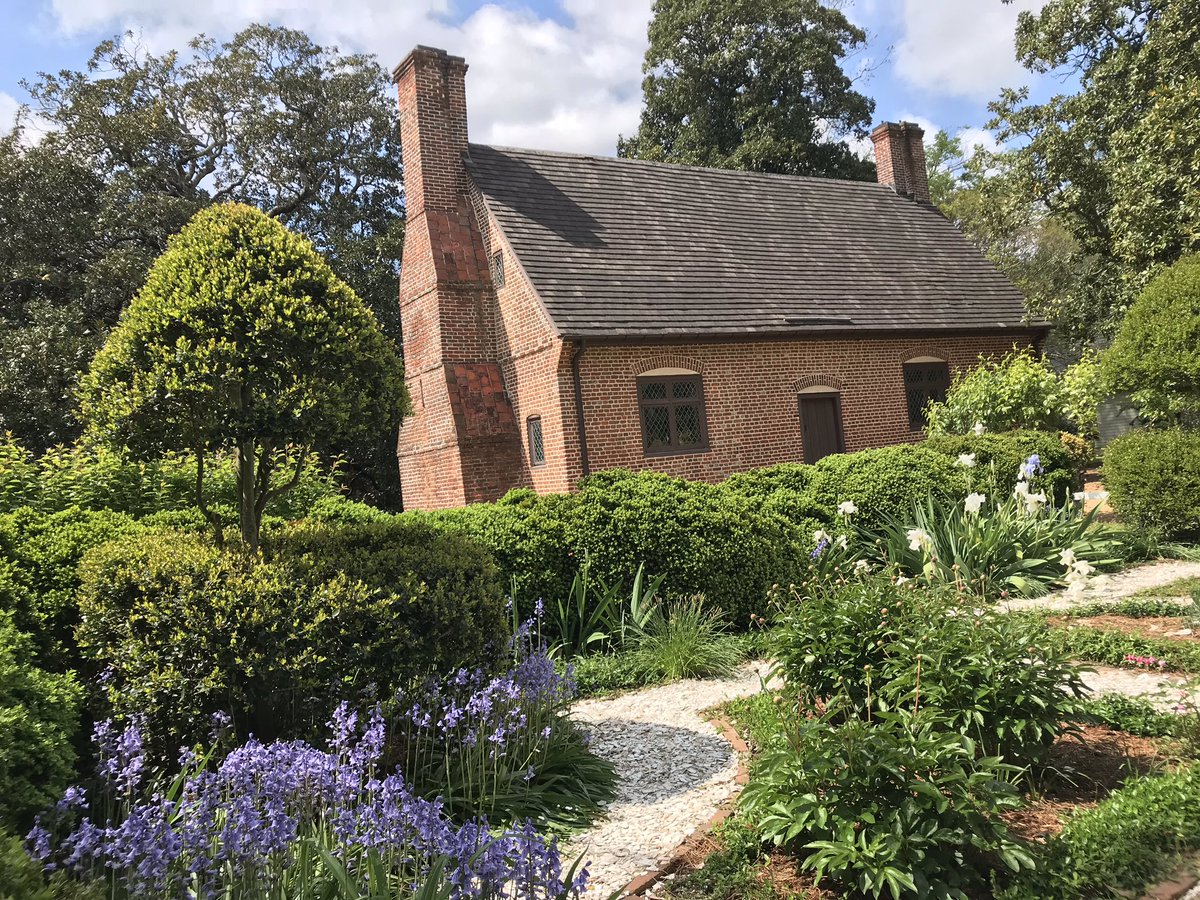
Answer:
[{"left": 467, "top": 142, "right": 894, "bottom": 192}]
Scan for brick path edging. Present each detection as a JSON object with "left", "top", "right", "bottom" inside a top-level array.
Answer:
[{"left": 619, "top": 715, "right": 751, "bottom": 898}]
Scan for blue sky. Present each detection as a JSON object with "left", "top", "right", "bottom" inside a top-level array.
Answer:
[{"left": 0, "top": 0, "right": 1059, "bottom": 157}]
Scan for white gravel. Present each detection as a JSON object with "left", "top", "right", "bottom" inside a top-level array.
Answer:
[
  {"left": 564, "top": 663, "right": 771, "bottom": 896},
  {"left": 1080, "top": 663, "right": 1197, "bottom": 709},
  {"left": 1001, "top": 559, "right": 1200, "bottom": 613}
]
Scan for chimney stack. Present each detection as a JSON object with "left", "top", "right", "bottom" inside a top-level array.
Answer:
[{"left": 870, "top": 121, "right": 930, "bottom": 204}]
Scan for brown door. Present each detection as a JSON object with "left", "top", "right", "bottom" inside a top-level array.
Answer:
[{"left": 799, "top": 395, "right": 845, "bottom": 463}]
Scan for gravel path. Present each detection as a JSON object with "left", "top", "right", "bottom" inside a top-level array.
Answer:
[
  {"left": 564, "top": 663, "right": 771, "bottom": 896},
  {"left": 1081, "top": 663, "right": 1197, "bottom": 709},
  {"left": 1001, "top": 558, "right": 1200, "bottom": 613}
]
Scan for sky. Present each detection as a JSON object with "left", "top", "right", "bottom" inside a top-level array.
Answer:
[{"left": 0, "top": 0, "right": 1060, "bottom": 158}]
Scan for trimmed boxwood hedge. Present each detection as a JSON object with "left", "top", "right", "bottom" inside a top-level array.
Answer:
[
  {"left": 77, "top": 521, "right": 507, "bottom": 749},
  {"left": 1104, "top": 428, "right": 1200, "bottom": 539},
  {"left": 808, "top": 444, "right": 968, "bottom": 530}
]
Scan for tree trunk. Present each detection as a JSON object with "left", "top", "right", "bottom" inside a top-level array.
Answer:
[{"left": 238, "top": 439, "right": 258, "bottom": 552}]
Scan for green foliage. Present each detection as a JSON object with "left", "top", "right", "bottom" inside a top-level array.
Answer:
[
  {"left": 0, "top": 615, "right": 81, "bottom": 830},
  {"left": 720, "top": 464, "right": 832, "bottom": 533},
  {"left": 567, "top": 470, "right": 802, "bottom": 628},
  {"left": 421, "top": 495, "right": 576, "bottom": 618},
  {"left": 632, "top": 597, "right": 741, "bottom": 682},
  {"left": 1104, "top": 428, "right": 1200, "bottom": 539},
  {"left": 870, "top": 492, "right": 1123, "bottom": 600},
  {"left": 1002, "top": 765, "right": 1200, "bottom": 900},
  {"left": 0, "top": 435, "right": 342, "bottom": 519},
  {"left": 808, "top": 444, "right": 967, "bottom": 531},
  {"left": 1102, "top": 254, "right": 1200, "bottom": 422},
  {"left": 1061, "top": 350, "right": 1104, "bottom": 439},
  {"left": 1077, "top": 693, "right": 1181, "bottom": 739},
  {"left": 567, "top": 650, "right": 658, "bottom": 697},
  {"left": 0, "top": 506, "right": 141, "bottom": 668},
  {"left": 741, "top": 706, "right": 1032, "bottom": 899},
  {"left": 76, "top": 522, "right": 506, "bottom": 749},
  {"left": 1047, "top": 621, "right": 1200, "bottom": 675},
  {"left": 617, "top": 0, "right": 875, "bottom": 180},
  {"left": 924, "top": 348, "right": 1067, "bottom": 436},
  {"left": 78, "top": 202, "right": 407, "bottom": 549},
  {"left": 770, "top": 577, "right": 1086, "bottom": 762},
  {"left": 3, "top": 26, "right": 406, "bottom": 500},
  {"left": 990, "top": 0, "right": 1200, "bottom": 346},
  {"left": 924, "top": 429, "right": 1082, "bottom": 504}
]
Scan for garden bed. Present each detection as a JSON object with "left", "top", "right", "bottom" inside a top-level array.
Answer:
[{"left": 1051, "top": 615, "right": 1197, "bottom": 642}]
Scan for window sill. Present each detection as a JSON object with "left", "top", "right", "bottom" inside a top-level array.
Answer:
[{"left": 643, "top": 446, "right": 710, "bottom": 459}]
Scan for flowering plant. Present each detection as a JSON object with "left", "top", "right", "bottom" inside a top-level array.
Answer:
[
  {"left": 868, "top": 457, "right": 1123, "bottom": 600},
  {"left": 29, "top": 706, "right": 589, "bottom": 900},
  {"left": 393, "top": 626, "right": 615, "bottom": 829}
]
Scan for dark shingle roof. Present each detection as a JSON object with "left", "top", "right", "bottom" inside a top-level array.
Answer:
[{"left": 465, "top": 144, "right": 1034, "bottom": 339}]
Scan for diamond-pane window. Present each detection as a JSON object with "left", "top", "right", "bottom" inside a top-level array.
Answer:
[
  {"left": 526, "top": 416, "right": 545, "bottom": 466},
  {"left": 636, "top": 374, "right": 708, "bottom": 456},
  {"left": 903, "top": 361, "right": 951, "bottom": 428}
]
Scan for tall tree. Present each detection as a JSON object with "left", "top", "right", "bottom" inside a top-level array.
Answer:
[
  {"left": 79, "top": 204, "right": 409, "bottom": 552},
  {"left": 617, "top": 0, "right": 876, "bottom": 179},
  {"left": 988, "top": 0, "right": 1200, "bottom": 343},
  {"left": 923, "top": 130, "right": 1094, "bottom": 353},
  {"left": 2, "top": 25, "right": 405, "bottom": 502}
]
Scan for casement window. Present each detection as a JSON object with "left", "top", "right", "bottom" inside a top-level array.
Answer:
[
  {"left": 637, "top": 374, "right": 708, "bottom": 456},
  {"left": 526, "top": 416, "right": 545, "bottom": 466},
  {"left": 903, "top": 359, "right": 951, "bottom": 428},
  {"left": 491, "top": 251, "right": 505, "bottom": 288}
]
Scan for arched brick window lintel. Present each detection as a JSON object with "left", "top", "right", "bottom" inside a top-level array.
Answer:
[
  {"left": 793, "top": 374, "right": 847, "bottom": 393},
  {"left": 631, "top": 355, "right": 706, "bottom": 377}
]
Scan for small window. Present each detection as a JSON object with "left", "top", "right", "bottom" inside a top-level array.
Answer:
[
  {"left": 903, "top": 360, "right": 951, "bottom": 428},
  {"left": 637, "top": 374, "right": 708, "bottom": 456},
  {"left": 491, "top": 251, "right": 505, "bottom": 288},
  {"left": 526, "top": 416, "right": 545, "bottom": 466}
]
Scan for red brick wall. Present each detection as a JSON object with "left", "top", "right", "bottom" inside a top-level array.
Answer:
[{"left": 572, "top": 333, "right": 1043, "bottom": 484}]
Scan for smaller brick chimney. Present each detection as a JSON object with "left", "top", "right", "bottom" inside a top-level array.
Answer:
[{"left": 870, "top": 121, "right": 930, "bottom": 204}]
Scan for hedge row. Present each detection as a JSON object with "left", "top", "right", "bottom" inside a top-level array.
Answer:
[{"left": 305, "top": 430, "right": 1076, "bottom": 628}]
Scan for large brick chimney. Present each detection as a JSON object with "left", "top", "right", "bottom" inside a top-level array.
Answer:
[
  {"left": 870, "top": 121, "right": 930, "bottom": 204},
  {"left": 392, "top": 46, "right": 521, "bottom": 509}
]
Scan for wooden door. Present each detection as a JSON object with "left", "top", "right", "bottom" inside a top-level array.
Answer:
[{"left": 799, "top": 395, "right": 845, "bottom": 464}]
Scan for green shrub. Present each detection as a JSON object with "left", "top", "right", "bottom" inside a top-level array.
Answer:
[
  {"left": 721, "top": 463, "right": 833, "bottom": 532},
  {"left": 0, "top": 435, "right": 342, "bottom": 520},
  {"left": 567, "top": 470, "right": 802, "bottom": 627},
  {"left": 925, "top": 347, "right": 1066, "bottom": 436},
  {"left": 77, "top": 522, "right": 506, "bottom": 749},
  {"left": 1077, "top": 694, "right": 1180, "bottom": 739},
  {"left": 0, "top": 615, "right": 81, "bottom": 830},
  {"left": 808, "top": 444, "right": 966, "bottom": 530},
  {"left": 632, "top": 596, "right": 741, "bottom": 681},
  {"left": 924, "top": 429, "right": 1081, "bottom": 504},
  {"left": 1061, "top": 349, "right": 1105, "bottom": 440},
  {"left": 1003, "top": 766, "right": 1200, "bottom": 899},
  {"left": 567, "top": 650, "right": 657, "bottom": 697},
  {"left": 741, "top": 706, "right": 1032, "bottom": 899},
  {"left": 1104, "top": 429, "right": 1200, "bottom": 539},
  {"left": 420, "top": 494, "right": 577, "bottom": 614},
  {"left": 0, "top": 506, "right": 141, "bottom": 669},
  {"left": 1102, "top": 253, "right": 1200, "bottom": 423},
  {"left": 770, "top": 576, "right": 1085, "bottom": 762}
]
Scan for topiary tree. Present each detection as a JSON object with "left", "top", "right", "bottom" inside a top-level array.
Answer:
[
  {"left": 79, "top": 203, "right": 409, "bottom": 551},
  {"left": 1102, "top": 254, "right": 1200, "bottom": 424}
]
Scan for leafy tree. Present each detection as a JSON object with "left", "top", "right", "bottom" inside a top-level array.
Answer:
[
  {"left": 78, "top": 203, "right": 409, "bottom": 551},
  {"left": 2, "top": 26, "right": 405, "bottom": 502},
  {"left": 617, "top": 0, "right": 876, "bottom": 179},
  {"left": 925, "top": 347, "right": 1088, "bottom": 436},
  {"left": 988, "top": 0, "right": 1200, "bottom": 342},
  {"left": 1102, "top": 254, "right": 1200, "bottom": 423},
  {"left": 923, "top": 130, "right": 1098, "bottom": 352}
]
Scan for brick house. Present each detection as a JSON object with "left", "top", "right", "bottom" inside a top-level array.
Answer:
[{"left": 393, "top": 46, "right": 1044, "bottom": 510}]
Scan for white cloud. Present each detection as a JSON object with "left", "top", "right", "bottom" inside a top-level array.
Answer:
[
  {"left": 43, "top": 0, "right": 653, "bottom": 155},
  {"left": 894, "top": 0, "right": 1048, "bottom": 101},
  {"left": 0, "top": 92, "right": 19, "bottom": 136}
]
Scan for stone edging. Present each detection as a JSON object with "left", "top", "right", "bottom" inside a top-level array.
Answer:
[{"left": 619, "top": 715, "right": 751, "bottom": 898}]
